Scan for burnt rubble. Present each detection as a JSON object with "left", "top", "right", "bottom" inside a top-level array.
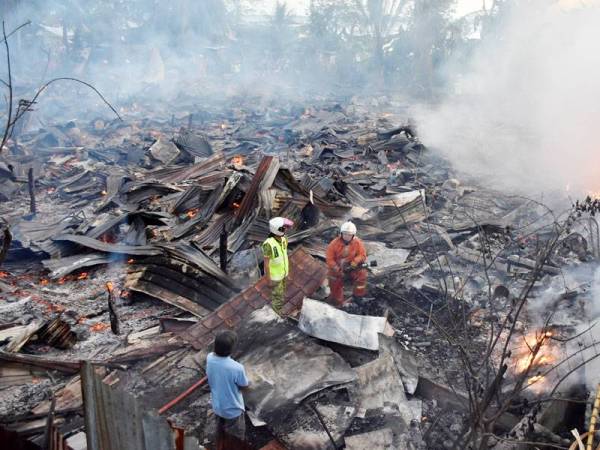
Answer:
[{"left": 0, "top": 97, "right": 599, "bottom": 450}]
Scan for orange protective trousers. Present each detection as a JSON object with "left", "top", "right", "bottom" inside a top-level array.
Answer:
[
  {"left": 326, "top": 236, "right": 368, "bottom": 305},
  {"left": 328, "top": 268, "right": 368, "bottom": 306}
]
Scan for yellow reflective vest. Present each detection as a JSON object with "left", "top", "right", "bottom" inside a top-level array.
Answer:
[{"left": 262, "top": 237, "right": 289, "bottom": 281}]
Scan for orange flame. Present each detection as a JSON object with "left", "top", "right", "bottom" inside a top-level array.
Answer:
[
  {"left": 121, "top": 290, "right": 130, "bottom": 298},
  {"left": 513, "top": 330, "right": 558, "bottom": 375},
  {"left": 90, "top": 323, "right": 110, "bottom": 332},
  {"left": 40, "top": 279, "right": 49, "bottom": 286},
  {"left": 527, "top": 375, "right": 544, "bottom": 385},
  {"left": 58, "top": 277, "right": 67, "bottom": 285},
  {"left": 232, "top": 202, "right": 241, "bottom": 209},
  {"left": 127, "top": 258, "right": 135, "bottom": 264},
  {"left": 106, "top": 281, "right": 114, "bottom": 292},
  {"left": 231, "top": 155, "right": 244, "bottom": 168},
  {"left": 77, "top": 272, "right": 88, "bottom": 280},
  {"left": 186, "top": 208, "right": 199, "bottom": 219},
  {"left": 0, "top": 271, "right": 9, "bottom": 278}
]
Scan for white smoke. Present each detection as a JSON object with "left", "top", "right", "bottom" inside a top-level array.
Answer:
[{"left": 416, "top": 0, "right": 600, "bottom": 196}]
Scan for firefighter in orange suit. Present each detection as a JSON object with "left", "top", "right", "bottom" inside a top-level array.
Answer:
[{"left": 326, "top": 221, "right": 368, "bottom": 306}]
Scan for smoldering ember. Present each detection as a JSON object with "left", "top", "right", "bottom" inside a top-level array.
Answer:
[{"left": 2, "top": 2, "right": 600, "bottom": 450}]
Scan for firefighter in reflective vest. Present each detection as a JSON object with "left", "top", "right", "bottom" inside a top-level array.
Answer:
[
  {"left": 262, "top": 217, "right": 293, "bottom": 314},
  {"left": 326, "top": 221, "right": 368, "bottom": 306}
]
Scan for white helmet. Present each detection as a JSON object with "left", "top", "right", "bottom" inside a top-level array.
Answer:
[
  {"left": 340, "top": 221, "right": 357, "bottom": 235},
  {"left": 269, "top": 217, "right": 294, "bottom": 236}
]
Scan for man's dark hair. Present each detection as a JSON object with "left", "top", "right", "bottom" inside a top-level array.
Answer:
[{"left": 214, "top": 330, "right": 237, "bottom": 357}]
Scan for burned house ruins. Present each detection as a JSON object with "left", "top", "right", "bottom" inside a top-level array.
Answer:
[{"left": 2, "top": 1, "right": 600, "bottom": 450}]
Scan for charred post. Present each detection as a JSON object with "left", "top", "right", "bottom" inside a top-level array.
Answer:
[
  {"left": 27, "top": 167, "right": 36, "bottom": 215},
  {"left": 220, "top": 229, "right": 228, "bottom": 273},
  {"left": 0, "top": 219, "right": 11, "bottom": 266},
  {"left": 106, "top": 282, "right": 120, "bottom": 335}
]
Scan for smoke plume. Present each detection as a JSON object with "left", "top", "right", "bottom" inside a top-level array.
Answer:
[{"left": 416, "top": 0, "right": 600, "bottom": 197}]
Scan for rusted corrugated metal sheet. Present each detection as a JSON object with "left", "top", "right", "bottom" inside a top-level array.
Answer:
[
  {"left": 81, "top": 361, "right": 176, "bottom": 450},
  {"left": 37, "top": 318, "right": 77, "bottom": 349},
  {"left": 149, "top": 153, "right": 226, "bottom": 184},
  {"left": 234, "top": 155, "right": 278, "bottom": 226},
  {"left": 125, "top": 242, "right": 238, "bottom": 317},
  {"left": 181, "top": 247, "right": 327, "bottom": 350}
]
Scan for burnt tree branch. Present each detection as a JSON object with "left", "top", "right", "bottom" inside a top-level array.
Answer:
[{"left": 0, "top": 21, "right": 14, "bottom": 154}]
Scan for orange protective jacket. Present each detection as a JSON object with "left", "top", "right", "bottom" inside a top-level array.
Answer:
[{"left": 326, "top": 236, "right": 367, "bottom": 274}]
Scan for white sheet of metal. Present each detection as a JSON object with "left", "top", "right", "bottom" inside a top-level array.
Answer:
[{"left": 298, "top": 298, "right": 394, "bottom": 351}]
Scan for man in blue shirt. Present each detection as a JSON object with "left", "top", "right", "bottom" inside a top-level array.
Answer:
[{"left": 206, "top": 330, "right": 249, "bottom": 447}]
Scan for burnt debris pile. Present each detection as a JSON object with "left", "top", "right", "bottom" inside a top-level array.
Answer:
[{"left": 1, "top": 97, "right": 599, "bottom": 450}]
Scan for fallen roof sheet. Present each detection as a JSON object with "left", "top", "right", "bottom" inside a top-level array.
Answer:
[
  {"left": 235, "top": 306, "right": 357, "bottom": 427},
  {"left": 379, "top": 334, "right": 419, "bottom": 395},
  {"left": 273, "top": 391, "right": 356, "bottom": 449},
  {"left": 125, "top": 243, "right": 238, "bottom": 316},
  {"left": 355, "top": 354, "right": 413, "bottom": 426},
  {"left": 365, "top": 242, "right": 410, "bottom": 277},
  {"left": 181, "top": 247, "right": 327, "bottom": 350},
  {"left": 52, "top": 234, "right": 162, "bottom": 256},
  {"left": 298, "top": 298, "right": 394, "bottom": 351},
  {"left": 42, "top": 253, "right": 112, "bottom": 279},
  {"left": 148, "top": 152, "right": 226, "bottom": 184},
  {"left": 234, "top": 155, "right": 278, "bottom": 226}
]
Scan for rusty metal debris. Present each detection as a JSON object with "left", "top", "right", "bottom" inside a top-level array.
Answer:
[{"left": 37, "top": 317, "right": 77, "bottom": 349}]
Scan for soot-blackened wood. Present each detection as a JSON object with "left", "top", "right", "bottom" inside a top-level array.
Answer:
[
  {"left": 27, "top": 167, "right": 36, "bottom": 215},
  {"left": 107, "top": 285, "right": 120, "bottom": 335},
  {"left": 0, "top": 220, "right": 11, "bottom": 266},
  {"left": 220, "top": 229, "right": 228, "bottom": 273}
]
